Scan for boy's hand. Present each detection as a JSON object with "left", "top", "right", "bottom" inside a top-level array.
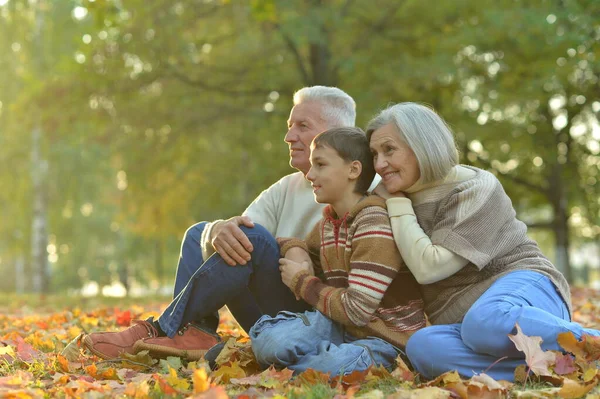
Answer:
[{"left": 279, "top": 258, "right": 311, "bottom": 299}]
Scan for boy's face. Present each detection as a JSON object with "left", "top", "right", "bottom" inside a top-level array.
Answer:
[{"left": 306, "top": 145, "right": 355, "bottom": 205}]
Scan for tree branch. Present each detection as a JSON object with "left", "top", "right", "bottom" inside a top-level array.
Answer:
[{"left": 275, "top": 24, "right": 311, "bottom": 85}]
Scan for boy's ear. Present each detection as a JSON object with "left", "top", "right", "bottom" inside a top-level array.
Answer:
[{"left": 349, "top": 160, "right": 362, "bottom": 180}]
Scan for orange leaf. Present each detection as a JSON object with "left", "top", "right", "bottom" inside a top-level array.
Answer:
[
  {"left": 154, "top": 374, "right": 179, "bottom": 396},
  {"left": 294, "top": 368, "right": 331, "bottom": 385},
  {"left": 85, "top": 363, "right": 98, "bottom": 378},
  {"left": 57, "top": 354, "right": 70, "bottom": 373},
  {"left": 115, "top": 310, "right": 132, "bottom": 327},
  {"left": 557, "top": 332, "right": 587, "bottom": 359}
]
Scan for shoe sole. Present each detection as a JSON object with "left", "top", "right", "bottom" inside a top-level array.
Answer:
[
  {"left": 82, "top": 335, "right": 136, "bottom": 360},
  {"left": 133, "top": 340, "right": 208, "bottom": 361}
]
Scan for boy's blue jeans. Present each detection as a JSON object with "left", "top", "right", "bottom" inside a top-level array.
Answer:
[
  {"left": 250, "top": 310, "right": 400, "bottom": 376},
  {"left": 157, "top": 222, "right": 309, "bottom": 337},
  {"left": 407, "top": 270, "right": 600, "bottom": 381}
]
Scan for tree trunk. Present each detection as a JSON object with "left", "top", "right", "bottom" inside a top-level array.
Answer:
[
  {"left": 30, "top": 125, "right": 50, "bottom": 293},
  {"left": 15, "top": 253, "right": 25, "bottom": 294},
  {"left": 549, "top": 162, "right": 572, "bottom": 282}
]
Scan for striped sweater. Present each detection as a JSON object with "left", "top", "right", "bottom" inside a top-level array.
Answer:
[{"left": 278, "top": 195, "right": 426, "bottom": 348}]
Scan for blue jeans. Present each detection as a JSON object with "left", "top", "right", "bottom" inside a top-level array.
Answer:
[
  {"left": 406, "top": 270, "right": 600, "bottom": 381},
  {"left": 158, "top": 222, "right": 309, "bottom": 337},
  {"left": 250, "top": 310, "right": 400, "bottom": 376}
]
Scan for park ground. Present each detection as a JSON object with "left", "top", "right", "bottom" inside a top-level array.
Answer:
[{"left": 2, "top": 288, "right": 600, "bottom": 398}]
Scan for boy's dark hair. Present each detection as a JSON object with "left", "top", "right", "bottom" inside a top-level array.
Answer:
[{"left": 312, "top": 127, "right": 376, "bottom": 194}]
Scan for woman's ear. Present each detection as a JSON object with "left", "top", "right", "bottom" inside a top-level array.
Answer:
[{"left": 349, "top": 160, "right": 362, "bottom": 180}]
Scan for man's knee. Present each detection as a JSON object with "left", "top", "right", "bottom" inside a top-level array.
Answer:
[
  {"left": 183, "top": 222, "right": 208, "bottom": 245},
  {"left": 239, "top": 223, "right": 275, "bottom": 243}
]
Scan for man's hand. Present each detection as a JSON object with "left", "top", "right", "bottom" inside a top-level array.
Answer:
[
  {"left": 279, "top": 259, "right": 311, "bottom": 299},
  {"left": 211, "top": 216, "right": 255, "bottom": 266},
  {"left": 373, "top": 182, "right": 407, "bottom": 200}
]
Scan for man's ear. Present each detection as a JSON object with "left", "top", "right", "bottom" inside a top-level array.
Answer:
[{"left": 349, "top": 160, "right": 362, "bottom": 180}]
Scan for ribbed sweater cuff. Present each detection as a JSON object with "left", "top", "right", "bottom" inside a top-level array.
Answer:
[
  {"left": 200, "top": 219, "right": 223, "bottom": 260},
  {"left": 278, "top": 238, "right": 309, "bottom": 258},
  {"left": 386, "top": 197, "right": 415, "bottom": 218}
]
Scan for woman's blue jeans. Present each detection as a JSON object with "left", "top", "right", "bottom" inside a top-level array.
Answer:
[
  {"left": 157, "top": 222, "right": 309, "bottom": 338},
  {"left": 406, "top": 270, "right": 600, "bottom": 381},
  {"left": 250, "top": 310, "right": 400, "bottom": 376}
]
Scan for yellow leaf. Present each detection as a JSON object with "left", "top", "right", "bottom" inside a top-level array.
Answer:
[
  {"left": 558, "top": 378, "right": 598, "bottom": 399},
  {"left": 0, "top": 345, "right": 15, "bottom": 357},
  {"left": 166, "top": 366, "right": 190, "bottom": 391},
  {"left": 583, "top": 368, "right": 597, "bottom": 382},
  {"left": 193, "top": 368, "right": 210, "bottom": 394},
  {"left": 211, "top": 360, "right": 246, "bottom": 383}
]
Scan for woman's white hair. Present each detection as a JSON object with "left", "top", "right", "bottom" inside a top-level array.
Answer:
[
  {"left": 366, "top": 102, "right": 459, "bottom": 184},
  {"left": 293, "top": 86, "right": 356, "bottom": 128}
]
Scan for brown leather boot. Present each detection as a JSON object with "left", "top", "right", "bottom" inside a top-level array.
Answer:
[
  {"left": 83, "top": 319, "right": 158, "bottom": 359},
  {"left": 133, "top": 323, "right": 220, "bottom": 361}
]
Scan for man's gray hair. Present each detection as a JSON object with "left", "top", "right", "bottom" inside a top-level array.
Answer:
[
  {"left": 293, "top": 86, "right": 356, "bottom": 128},
  {"left": 366, "top": 102, "right": 459, "bottom": 184}
]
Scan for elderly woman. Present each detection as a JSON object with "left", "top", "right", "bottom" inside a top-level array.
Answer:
[{"left": 366, "top": 102, "right": 600, "bottom": 381}]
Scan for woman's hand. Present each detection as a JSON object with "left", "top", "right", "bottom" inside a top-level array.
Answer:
[
  {"left": 373, "top": 182, "right": 406, "bottom": 199},
  {"left": 279, "top": 258, "right": 311, "bottom": 299}
]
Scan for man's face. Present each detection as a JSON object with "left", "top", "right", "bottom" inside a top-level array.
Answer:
[{"left": 285, "top": 101, "right": 329, "bottom": 175}]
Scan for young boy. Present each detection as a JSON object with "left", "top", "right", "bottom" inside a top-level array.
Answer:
[{"left": 250, "top": 127, "right": 426, "bottom": 376}]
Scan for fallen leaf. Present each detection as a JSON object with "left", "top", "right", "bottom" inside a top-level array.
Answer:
[
  {"left": 391, "top": 355, "right": 415, "bottom": 382},
  {"left": 557, "top": 332, "right": 587, "bottom": 360},
  {"left": 211, "top": 360, "right": 246, "bottom": 383},
  {"left": 166, "top": 366, "right": 190, "bottom": 391},
  {"left": 508, "top": 323, "right": 555, "bottom": 376},
  {"left": 553, "top": 353, "right": 576, "bottom": 375},
  {"left": 61, "top": 333, "right": 84, "bottom": 362},
  {"left": 115, "top": 310, "right": 132, "bottom": 327},
  {"left": 557, "top": 378, "right": 598, "bottom": 399},
  {"left": 193, "top": 368, "right": 211, "bottom": 394}
]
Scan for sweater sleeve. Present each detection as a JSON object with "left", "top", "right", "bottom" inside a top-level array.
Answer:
[
  {"left": 278, "top": 221, "right": 323, "bottom": 276},
  {"left": 387, "top": 197, "right": 469, "bottom": 284},
  {"left": 291, "top": 206, "right": 406, "bottom": 328}
]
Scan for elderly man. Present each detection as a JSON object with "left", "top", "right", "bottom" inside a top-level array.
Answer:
[{"left": 83, "top": 86, "right": 369, "bottom": 360}]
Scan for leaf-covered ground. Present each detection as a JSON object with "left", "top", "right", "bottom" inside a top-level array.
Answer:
[{"left": 2, "top": 288, "right": 600, "bottom": 398}]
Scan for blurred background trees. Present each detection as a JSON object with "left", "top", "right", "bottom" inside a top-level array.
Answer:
[{"left": 0, "top": 0, "right": 598, "bottom": 295}]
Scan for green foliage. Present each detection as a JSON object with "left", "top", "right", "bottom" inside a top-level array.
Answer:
[{"left": 0, "top": 0, "right": 598, "bottom": 291}]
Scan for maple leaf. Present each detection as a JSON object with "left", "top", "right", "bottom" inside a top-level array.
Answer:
[
  {"left": 166, "top": 366, "right": 190, "bottom": 391},
  {"left": 56, "top": 354, "right": 70, "bottom": 373},
  {"left": 553, "top": 353, "right": 577, "bottom": 375},
  {"left": 14, "top": 336, "right": 40, "bottom": 361},
  {"left": 153, "top": 373, "right": 179, "bottom": 396},
  {"left": 61, "top": 333, "right": 84, "bottom": 362},
  {"left": 391, "top": 355, "right": 415, "bottom": 382},
  {"left": 557, "top": 378, "right": 598, "bottom": 399},
  {"left": 159, "top": 356, "right": 183, "bottom": 373},
  {"left": 211, "top": 360, "right": 246, "bottom": 383},
  {"left": 294, "top": 368, "right": 331, "bottom": 385},
  {"left": 115, "top": 309, "right": 132, "bottom": 327},
  {"left": 507, "top": 323, "right": 556, "bottom": 376},
  {"left": 193, "top": 368, "right": 211, "bottom": 394},
  {"left": 557, "top": 332, "right": 587, "bottom": 360}
]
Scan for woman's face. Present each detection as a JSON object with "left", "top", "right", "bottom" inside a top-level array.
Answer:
[{"left": 370, "top": 123, "right": 421, "bottom": 194}]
